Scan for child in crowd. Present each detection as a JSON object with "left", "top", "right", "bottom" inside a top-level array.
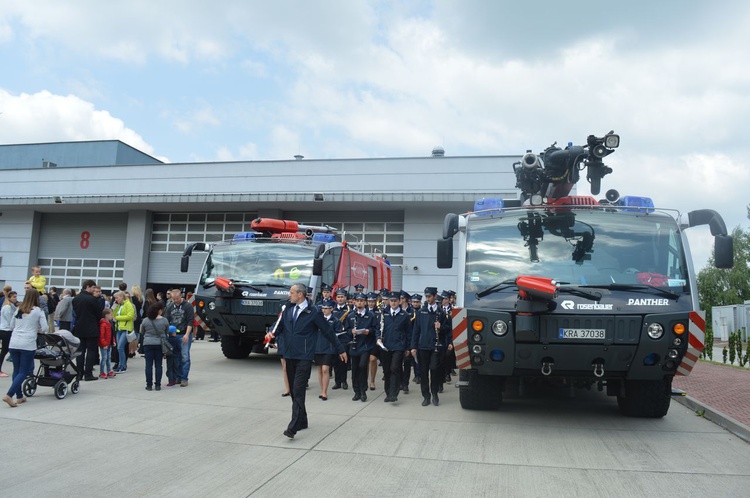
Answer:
[
  {"left": 99, "top": 309, "right": 115, "bottom": 379},
  {"left": 28, "top": 266, "right": 47, "bottom": 294}
]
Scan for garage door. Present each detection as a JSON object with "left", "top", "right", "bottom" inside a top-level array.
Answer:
[{"left": 37, "top": 213, "right": 128, "bottom": 293}]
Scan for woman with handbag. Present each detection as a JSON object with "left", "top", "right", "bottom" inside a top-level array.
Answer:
[{"left": 140, "top": 301, "right": 168, "bottom": 391}]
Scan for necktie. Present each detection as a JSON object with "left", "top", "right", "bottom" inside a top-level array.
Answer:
[{"left": 293, "top": 305, "right": 300, "bottom": 322}]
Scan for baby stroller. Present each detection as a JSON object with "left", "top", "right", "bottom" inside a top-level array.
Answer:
[{"left": 22, "top": 330, "right": 82, "bottom": 400}]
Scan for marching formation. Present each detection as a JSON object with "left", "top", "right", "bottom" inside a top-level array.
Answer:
[{"left": 267, "top": 283, "right": 458, "bottom": 438}]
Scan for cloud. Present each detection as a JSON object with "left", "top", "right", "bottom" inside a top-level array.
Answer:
[{"left": 0, "top": 89, "right": 166, "bottom": 161}]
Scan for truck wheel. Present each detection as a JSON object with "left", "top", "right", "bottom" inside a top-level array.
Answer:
[
  {"left": 617, "top": 378, "right": 671, "bottom": 418},
  {"left": 459, "top": 369, "right": 503, "bottom": 410},
  {"left": 220, "top": 335, "right": 253, "bottom": 359}
]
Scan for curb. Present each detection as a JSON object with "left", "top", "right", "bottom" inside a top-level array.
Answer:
[{"left": 673, "top": 394, "right": 750, "bottom": 443}]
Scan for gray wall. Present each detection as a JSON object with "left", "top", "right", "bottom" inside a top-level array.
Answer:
[
  {"left": 0, "top": 210, "right": 36, "bottom": 293},
  {"left": 0, "top": 140, "right": 162, "bottom": 169}
]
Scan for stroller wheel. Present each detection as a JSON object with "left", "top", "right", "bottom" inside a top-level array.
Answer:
[
  {"left": 71, "top": 380, "right": 80, "bottom": 394},
  {"left": 54, "top": 380, "right": 68, "bottom": 400},
  {"left": 22, "top": 377, "right": 37, "bottom": 397}
]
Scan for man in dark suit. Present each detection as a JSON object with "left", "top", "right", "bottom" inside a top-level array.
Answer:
[
  {"left": 72, "top": 279, "right": 104, "bottom": 381},
  {"left": 266, "top": 283, "right": 346, "bottom": 439}
]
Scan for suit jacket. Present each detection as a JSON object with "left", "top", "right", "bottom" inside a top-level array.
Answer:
[
  {"left": 72, "top": 290, "right": 104, "bottom": 338},
  {"left": 276, "top": 299, "right": 344, "bottom": 360}
]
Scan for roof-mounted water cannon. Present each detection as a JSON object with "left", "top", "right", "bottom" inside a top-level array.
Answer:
[{"left": 513, "top": 131, "right": 619, "bottom": 202}]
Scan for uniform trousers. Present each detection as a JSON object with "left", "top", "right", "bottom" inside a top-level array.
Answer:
[
  {"left": 350, "top": 353, "right": 369, "bottom": 396},
  {"left": 417, "top": 349, "right": 443, "bottom": 399},
  {"left": 285, "top": 358, "right": 312, "bottom": 434},
  {"left": 381, "top": 350, "right": 405, "bottom": 399},
  {"left": 333, "top": 344, "right": 350, "bottom": 385}
]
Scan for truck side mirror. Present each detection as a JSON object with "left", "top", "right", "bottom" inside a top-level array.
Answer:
[
  {"left": 437, "top": 238, "right": 454, "bottom": 269},
  {"left": 180, "top": 255, "right": 190, "bottom": 273},
  {"left": 443, "top": 213, "right": 459, "bottom": 239},
  {"left": 714, "top": 235, "right": 734, "bottom": 269},
  {"left": 312, "top": 259, "right": 323, "bottom": 276}
]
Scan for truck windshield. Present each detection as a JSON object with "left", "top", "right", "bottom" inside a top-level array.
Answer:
[
  {"left": 465, "top": 208, "right": 689, "bottom": 296},
  {"left": 200, "top": 241, "right": 315, "bottom": 288}
]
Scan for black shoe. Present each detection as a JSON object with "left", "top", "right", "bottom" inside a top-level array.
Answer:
[
  {"left": 342, "top": 382, "right": 349, "bottom": 390},
  {"left": 384, "top": 396, "right": 392, "bottom": 402},
  {"left": 146, "top": 386, "right": 152, "bottom": 391},
  {"left": 445, "top": 375, "right": 451, "bottom": 383},
  {"left": 414, "top": 377, "right": 421, "bottom": 384},
  {"left": 403, "top": 386, "right": 409, "bottom": 394},
  {"left": 83, "top": 375, "right": 98, "bottom": 381},
  {"left": 352, "top": 394, "right": 361, "bottom": 401},
  {"left": 155, "top": 385, "right": 161, "bottom": 391},
  {"left": 283, "top": 430, "right": 295, "bottom": 439},
  {"left": 361, "top": 393, "right": 367, "bottom": 402},
  {"left": 432, "top": 394, "right": 439, "bottom": 406},
  {"left": 332, "top": 384, "right": 341, "bottom": 390},
  {"left": 422, "top": 397, "right": 430, "bottom": 406},
  {"left": 450, "top": 370, "right": 456, "bottom": 375},
  {"left": 439, "top": 385, "right": 444, "bottom": 393},
  {"left": 319, "top": 395, "right": 328, "bottom": 401}
]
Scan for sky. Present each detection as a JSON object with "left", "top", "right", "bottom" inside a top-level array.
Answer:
[{"left": 1, "top": 0, "right": 748, "bottom": 270}]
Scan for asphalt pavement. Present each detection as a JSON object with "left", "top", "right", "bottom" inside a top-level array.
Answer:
[{"left": 1, "top": 341, "right": 750, "bottom": 497}]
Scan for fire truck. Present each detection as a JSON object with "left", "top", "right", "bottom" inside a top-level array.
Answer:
[
  {"left": 437, "top": 131, "right": 734, "bottom": 417},
  {"left": 181, "top": 218, "right": 391, "bottom": 359}
]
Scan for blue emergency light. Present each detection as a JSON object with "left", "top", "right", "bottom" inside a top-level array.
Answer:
[
  {"left": 233, "top": 232, "right": 259, "bottom": 241},
  {"left": 474, "top": 197, "right": 504, "bottom": 217},
  {"left": 311, "top": 233, "right": 336, "bottom": 243},
  {"left": 616, "top": 196, "right": 654, "bottom": 213}
]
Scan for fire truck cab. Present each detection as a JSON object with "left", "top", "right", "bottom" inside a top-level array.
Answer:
[{"left": 181, "top": 218, "right": 391, "bottom": 359}]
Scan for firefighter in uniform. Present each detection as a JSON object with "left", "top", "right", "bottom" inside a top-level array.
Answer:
[
  {"left": 348, "top": 292, "right": 377, "bottom": 402},
  {"left": 316, "top": 283, "right": 332, "bottom": 304},
  {"left": 440, "top": 290, "right": 455, "bottom": 389},
  {"left": 367, "top": 291, "right": 382, "bottom": 391},
  {"left": 314, "top": 299, "right": 342, "bottom": 400},
  {"left": 331, "top": 289, "right": 351, "bottom": 390},
  {"left": 378, "top": 291, "right": 412, "bottom": 403},
  {"left": 410, "top": 287, "right": 451, "bottom": 406},
  {"left": 400, "top": 292, "right": 418, "bottom": 393}
]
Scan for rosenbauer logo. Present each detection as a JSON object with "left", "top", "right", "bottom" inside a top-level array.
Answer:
[{"left": 560, "top": 300, "right": 613, "bottom": 310}]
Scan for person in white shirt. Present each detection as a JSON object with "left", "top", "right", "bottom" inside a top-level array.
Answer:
[{"left": 3, "top": 289, "right": 48, "bottom": 407}]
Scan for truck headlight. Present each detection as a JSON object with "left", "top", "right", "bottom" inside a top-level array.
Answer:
[
  {"left": 472, "top": 345, "right": 483, "bottom": 354},
  {"left": 647, "top": 323, "right": 664, "bottom": 340},
  {"left": 491, "top": 320, "right": 508, "bottom": 337}
]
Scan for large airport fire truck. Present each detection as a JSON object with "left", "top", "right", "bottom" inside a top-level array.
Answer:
[
  {"left": 437, "top": 131, "right": 734, "bottom": 417},
  {"left": 181, "top": 218, "right": 391, "bottom": 359}
]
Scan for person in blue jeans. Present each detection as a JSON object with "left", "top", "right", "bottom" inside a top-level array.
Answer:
[
  {"left": 165, "top": 288, "right": 193, "bottom": 387},
  {"left": 165, "top": 325, "right": 182, "bottom": 387},
  {"left": 4, "top": 290, "right": 48, "bottom": 407}
]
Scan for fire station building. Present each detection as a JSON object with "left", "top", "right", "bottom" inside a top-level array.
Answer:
[{"left": 0, "top": 140, "right": 518, "bottom": 295}]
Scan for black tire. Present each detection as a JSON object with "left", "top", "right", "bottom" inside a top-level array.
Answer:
[
  {"left": 458, "top": 369, "right": 503, "bottom": 410},
  {"left": 54, "top": 380, "right": 68, "bottom": 400},
  {"left": 220, "top": 335, "right": 253, "bottom": 359},
  {"left": 71, "top": 380, "right": 80, "bottom": 394},
  {"left": 22, "top": 377, "right": 37, "bottom": 397},
  {"left": 617, "top": 378, "right": 671, "bottom": 418}
]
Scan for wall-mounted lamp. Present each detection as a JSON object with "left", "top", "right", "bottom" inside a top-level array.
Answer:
[
  {"left": 54, "top": 196, "right": 63, "bottom": 204},
  {"left": 313, "top": 193, "right": 325, "bottom": 202}
]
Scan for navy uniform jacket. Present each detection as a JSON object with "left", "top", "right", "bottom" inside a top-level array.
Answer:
[
  {"left": 316, "top": 313, "right": 343, "bottom": 354},
  {"left": 410, "top": 303, "right": 451, "bottom": 351},
  {"left": 379, "top": 307, "right": 412, "bottom": 351},
  {"left": 276, "top": 300, "right": 344, "bottom": 360},
  {"left": 332, "top": 304, "right": 352, "bottom": 346},
  {"left": 347, "top": 308, "right": 377, "bottom": 356}
]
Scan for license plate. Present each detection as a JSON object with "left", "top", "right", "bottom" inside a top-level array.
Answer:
[
  {"left": 558, "top": 328, "right": 606, "bottom": 340},
  {"left": 240, "top": 299, "right": 264, "bottom": 306}
]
